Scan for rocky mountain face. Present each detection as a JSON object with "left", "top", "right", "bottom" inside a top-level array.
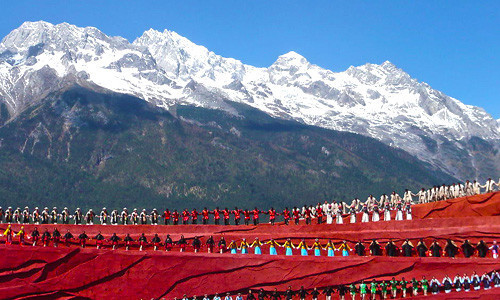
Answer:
[
  {"left": 0, "top": 87, "right": 455, "bottom": 209},
  {"left": 0, "top": 21, "right": 498, "bottom": 181}
]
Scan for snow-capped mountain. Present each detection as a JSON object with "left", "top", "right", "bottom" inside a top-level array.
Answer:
[{"left": 0, "top": 21, "right": 498, "bottom": 180}]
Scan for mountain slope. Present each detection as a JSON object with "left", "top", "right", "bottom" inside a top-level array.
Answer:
[
  {"left": 0, "top": 21, "right": 498, "bottom": 181},
  {"left": 0, "top": 87, "right": 455, "bottom": 209}
]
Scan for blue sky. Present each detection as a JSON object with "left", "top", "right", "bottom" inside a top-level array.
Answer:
[{"left": 1, "top": 1, "right": 499, "bottom": 118}]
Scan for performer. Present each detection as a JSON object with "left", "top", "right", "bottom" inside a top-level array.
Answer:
[
  {"left": 489, "top": 240, "right": 499, "bottom": 258},
  {"left": 411, "top": 278, "right": 419, "bottom": 296},
  {"left": 163, "top": 208, "right": 171, "bottom": 225},
  {"left": 338, "top": 240, "right": 352, "bottom": 256},
  {"left": 369, "top": 280, "right": 377, "bottom": 300},
  {"left": 78, "top": 231, "right": 88, "bottom": 248},
  {"left": 22, "top": 207, "right": 30, "bottom": 224},
  {"left": 164, "top": 234, "right": 173, "bottom": 251},
  {"left": 41, "top": 207, "right": 49, "bottom": 224},
  {"left": 73, "top": 208, "right": 82, "bottom": 225},
  {"left": 491, "top": 270, "right": 500, "bottom": 288},
  {"left": 192, "top": 209, "right": 201, "bottom": 225},
  {"left": 2, "top": 224, "right": 13, "bottom": 245},
  {"left": 383, "top": 203, "right": 391, "bottom": 221},
  {"left": 442, "top": 275, "right": 453, "bottom": 294},
  {"left": 444, "top": 239, "right": 459, "bottom": 258},
  {"left": 401, "top": 239, "right": 414, "bottom": 257},
  {"left": 41, "top": 229, "right": 51, "bottom": 247},
  {"left": 31, "top": 227, "right": 40, "bottom": 246},
  {"left": 462, "top": 273, "right": 471, "bottom": 292},
  {"left": 293, "top": 207, "right": 301, "bottom": 225},
  {"left": 416, "top": 239, "right": 428, "bottom": 257},
  {"left": 232, "top": 207, "right": 242, "bottom": 225},
  {"left": 323, "top": 239, "right": 336, "bottom": 257},
  {"left": 430, "top": 277, "right": 441, "bottom": 295},
  {"left": 61, "top": 207, "right": 70, "bottom": 224},
  {"left": 322, "top": 286, "right": 334, "bottom": 300},
  {"left": 222, "top": 208, "right": 230, "bottom": 225},
  {"left": 399, "top": 278, "right": 409, "bottom": 298},
  {"left": 239, "top": 238, "right": 250, "bottom": 254},
  {"left": 192, "top": 236, "right": 202, "bottom": 253},
  {"left": 354, "top": 240, "right": 366, "bottom": 256},
  {"left": 266, "top": 238, "right": 280, "bottom": 255},
  {"left": 361, "top": 204, "right": 369, "bottom": 223},
  {"left": 85, "top": 209, "right": 95, "bottom": 225},
  {"left": 395, "top": 201, "right": 404, "bottom": 221},
  {"left": 453, "top": 274, "right": 463, "bottom": 292},
  {"left": 172, "top": 210, "right": 180, "bottom": 225},
  {"left": 140, "top": 209, "right": 148, "bottom": 225},
  {"left": 476, "top": 240, "right": 489, "bottom": 258},
  {"left": 131, "top": 209, "right": 139, "bottom": 225},
  {"left": 211, "top": 207, "right": 221, "bottom": 225},
  {"left": 177, "top": 235, "right": 187, "bottom": 252},
  {"left": 52, "top": 228, "right": 61, "bottom": 247},
  {"left": 349, "top": 205, "right": 356, "bottom": 224},
  {"left": 243, "top": 209, "right": 251, "bottom": 226},
  {"left": 282, "top": 207, "right": 291, "bottom": 225},
  {"left": 421, "top": 276, "right": 429, "bottom": 296},
  {"left": 63, "top": 230, "right": 73, "bottom": 247},
  {"left": 371, "top": 204, "right": 380, "bottom": 222},
  {"left": 16, "top": 226, "right": 26, "bottom": 245},
  {"left": 152, "top": 234, "right": 162, "bottom": 251},
  {"left": 121, "top": 208, "right": 129, "bottom": 225},
  {"left": 379, "top": 281, "right": 388, "bottom": 299},
  {"left": 385, "top": 240, "right": 397, "bottom": 257},
  {"left": 461, "top": 240, "right": 474, "bottom": 258},
  {"left": 404, "top": 202, "right": 412, "bottom": 220},
  {"left": 94, "top": 232, "right": 105, "bottom": 249},
  {"left": 109, "top": 233, "right": 121, "bottom": 250},
  {"left": 138, "top": 233, "right": 148, "bottom": 251},
  {"left": 429, "top": 240, "right": 442, "bottom": 257},
  {"left": 369, "top": 239, "right": 382, "bottom": 256},
  {"left": 250, "top": 237, "right": 263, "bottom": 254},
  {"left": 206, "top": 235, "right": 215, "bottom": 253},
  {"left": 218, "top": 236, "right": 227, "bottom": 253},
  {"left": 316, "top": 206, "right": 323, "bottom": 224},
  {"left": 281, "top": 238, "right": 295, "bottom": 256},
  {"left": 310, "top": 238, "right": 323, "bottom": 256},
  {"left": 335, "top": 205, "right": 344, "bottom": 224},
  {"left": 228, "top": 240, "right": 238, "bottom": 254},
  {"left": 201, "top": 208, "right": 210, "bottom": 225},
  {"left": 124, "top": 233, "right": 133, "bottom": 250},
  {"left": 296, "top": 239, "right": 309, "bottom": 256},
  {"left": 49, "top": 207, "right": 58, "bottom": 224},
  {"left": 151, "top": 209, "right": 160, "bottom": 225},
  {"left": 471, "top": 271, "right": 481, "bottom": 291},
  {"left": 252, "top": 208, "right": 260, "bottom": 226},
  {"left": 268, "top": 208, "right": 277, "bottom": 225},
  {"left": 100, "top": 207, "right": 108, "bottom": 225},
  {"left": 110, "top": 209, "right": 119, "bottom": 225}
]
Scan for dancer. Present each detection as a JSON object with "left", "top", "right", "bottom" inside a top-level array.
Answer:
[
  {"left": 124, "top": 233, "right": 133, "bottom": 250},
  {"left": 152, "top": 234, "right": 162, "bottom": 251},
  {"left": 338, "top": 240, "right": 352, "bottom": 256},
  {"left": 250, "top": 237, "right": 263, "bottom": 255},
  {"left": 266, "top": 238, "right": 280, "bottom": 255}
]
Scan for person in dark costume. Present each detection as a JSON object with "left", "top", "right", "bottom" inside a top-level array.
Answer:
[
  {"left": 369, "top": 239, "right": 381, "bottom": 256},
  {"left": 355, "top": 241, "right": 366, "bottom": 256},
  {"left": 461, "top": 240, "right": 474, "bottom": 258},
  {"left": 124, "top": 233, "right": 133, "bottom": 250},
  {"left": 401, "top": 239, "right": 414, "bottom": 257},
  {"left": 110, "top": 233, "right": 121, "bottom": 250},
  {"left": 63, "top": 230, "right": 73, "bottom": 247},
  {"left": 444, "top": 239, "right": 459, "bottom": 258},
  {"left": 385, "top": 240, "right": 397, "bottom": 257},
  {"left": 164, "top": 234, "right": 173, "bottom": 251},
  {"left": 78, "top": 231, "right": 88, "bottom": 248},
  {"left": 138, "top": 233, "right": 148, "bottom": 251},
  {"left": 476, "top": 240, "right": 488, "bottom": 258},
  {"left": 192, "top": 236, "right": 202, "bottom": 253},
  {"left": 206, "top": 235, "right": 215, "bottom": 253},
  {"left": 151, "top": 234, "right": 161, "bottom": 250},
  {"left": 416, "top": 239, "right": 428, "bottom": 257},
  {"left": 177, "top": 235, "right": 187, "bottom": 252},
  {"left": 41, "top": 229, "right": 51, "bottom": 247},
  {"left": 52, "top": 228, "right": 61, "bottom": 247},
  {"left": 95, "top": 232, "right": 105, "bottom": 249},
  {"left": 218, "top": 236, "right": 227, "bottom": 253},
  {"left": 31, "top": 227, "right": 40, "bottom": 246},
  {"left": 429, "top": 240, "right": 442, "bottom": 257}
]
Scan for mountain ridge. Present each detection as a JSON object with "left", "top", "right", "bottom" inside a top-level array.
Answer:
[{"left": 0, "top": 21, "right": 498, "bottom": 181}]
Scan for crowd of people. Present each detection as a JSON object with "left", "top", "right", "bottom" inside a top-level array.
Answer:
[
  {"left": 0, "top": 178, "right": 498, "bottom": 227},
  {"left": 175, "top": 271, "right": 500, "bottom": 300},
  {"left": 2, "top": 226, "right": 499, "bottom": 259}
]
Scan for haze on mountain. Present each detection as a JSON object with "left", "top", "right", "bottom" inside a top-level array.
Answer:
[{"left": 0, "top": 21, "right": 498, "bottom": 208}]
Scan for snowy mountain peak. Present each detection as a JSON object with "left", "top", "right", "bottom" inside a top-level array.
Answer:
[{"left": 0, "top": 21, "right": 498, "bottom": 181}]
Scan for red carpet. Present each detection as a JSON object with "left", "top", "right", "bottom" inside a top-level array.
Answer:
[{"left": 0, "top": 192, "right": 499, "bottom": 299}]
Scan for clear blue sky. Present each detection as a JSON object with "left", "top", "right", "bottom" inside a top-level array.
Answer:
[{"left": 1, "top": 1, "right": 499, "bottom": 118}]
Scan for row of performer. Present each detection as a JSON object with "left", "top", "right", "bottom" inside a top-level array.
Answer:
[
  {"left": 177, "top": 271, "right": 500, "bottom": 300},
  {"left": 0, "top": 178, "right": 498, "bottom": 226},
  {"left": 2, "top": 226, "right": 499, "bottom": 258}
]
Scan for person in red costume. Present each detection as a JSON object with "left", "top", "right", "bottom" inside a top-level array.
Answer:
[
  {"left": 182, "top": 209, "right": 190, "bottom": 225},
  {"left": 163, "top": 209, "right": 171, "bottom": 225},
  {"left": 172, "top": 210, "right": 180, "bottom": 225},
  {"left": 252, "top": 208, "right": 261, "bottom": 225},
  {"left": 202, "top": 208, "right": 210, "bottom": 225},
  {"left": 223, "top": 208, "right": 231, "bottom": 225},
  {"left": 267, "top": 208, "right": 278, "bottom": 225},
  {"left": 212, "top": 207, "right": 221, "bottom": 225},
  {"left": 243, "top": 209, "right": 251, "bottom": 225},
  {"left": 316, "top": 206, "right": 324, "bottom": 224},
  {"left": 293, "top": 207, "right": 301, "bottom": 225},
  {"left": 232, "top": 207, "right": 242, "bottom": 225},
  {"left": 191, "top": 209, "right": 199, "bottom": 225},
  {"left": 282, "top": 207, "right": 291, "bottom": 225}
]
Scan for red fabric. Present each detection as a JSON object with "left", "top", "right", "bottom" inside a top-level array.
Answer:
[{"left": 0, "top": 246, "right": 498, "bottom": 299}]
